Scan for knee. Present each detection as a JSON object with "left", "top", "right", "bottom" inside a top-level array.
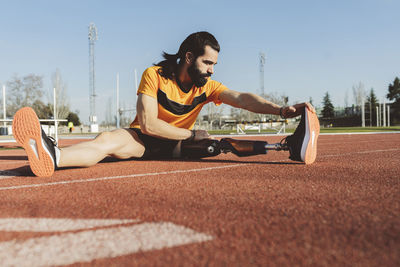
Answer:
[
  {"left": 94, "top": 131, "right": 113, "bottom": 144},
  {"left": 92, "top": 131, "right": 123, "bottom": 153},
  {"left": 93, "top": 129, "right": 144, "bottom": 158}
]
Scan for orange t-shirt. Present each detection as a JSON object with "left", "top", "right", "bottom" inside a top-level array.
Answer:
[{"left": 130, "top": 66, "right": 228, "bottom": 130}]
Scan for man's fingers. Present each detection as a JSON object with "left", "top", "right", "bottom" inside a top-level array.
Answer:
[
  {"left": 281, "top": 102, "right": 316, "bottom": 119},
  {"left": 194, "top": 130, "right": 212, "bottom": 141}
]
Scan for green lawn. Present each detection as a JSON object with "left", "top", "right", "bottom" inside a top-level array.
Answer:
[
  {"left": 320, "top": 126, "right": 400, "bottom": 133},
  {"left": 0, "top": 146, "right": 21, "bottom": 150}
]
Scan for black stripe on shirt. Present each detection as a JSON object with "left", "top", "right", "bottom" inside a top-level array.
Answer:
[{"left": 157, "top": 89, "right": 207, "bottom": 115}]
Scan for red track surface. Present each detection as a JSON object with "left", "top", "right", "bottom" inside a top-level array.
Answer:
[{"left": 0, "top": 133, "right": 399, "bottom": 266}]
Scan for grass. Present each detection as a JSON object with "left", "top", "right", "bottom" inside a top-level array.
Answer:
[
  {"left": 320, "top": 126, "right": 400, "bottom": 133},
  {"left": 0, "top": 146, "right": 21, "bottom": 150}
]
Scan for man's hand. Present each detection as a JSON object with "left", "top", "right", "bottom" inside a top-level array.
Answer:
[
  {"left": 281, "top": 102, "right": 316, "bottom": 118},
  {"left": 193, "top": 130, "right": 212, "bottom": 141}
]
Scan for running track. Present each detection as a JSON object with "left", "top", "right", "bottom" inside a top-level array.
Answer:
[{"left": 0, "top": 133, "right": 399, "bottom": 266}]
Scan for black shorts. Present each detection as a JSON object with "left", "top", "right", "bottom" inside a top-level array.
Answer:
[{"left": 130, "top": 128, "right": 179, "bottom": 159}]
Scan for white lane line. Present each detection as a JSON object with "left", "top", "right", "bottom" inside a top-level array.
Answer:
[
  {"left": 0, "top": 170, "right": 21, "bottom": 180},
  {"left": 0, "top": 164, "right": 245, "bottom": 191},
  {"left": 0, "top": 222, "right": 213, "bottom": 267},
  {"left": 0, "top": 161, "right": 28, "bottom": 166},
  {"left": 0, "top": 148, "right": 398, "bottom": 191},
  {"left": 319, "top": 148, "right": 400, "bottom": 158},
  {"left": 0, "top": 218, "right": 138, "bottom": 232}
]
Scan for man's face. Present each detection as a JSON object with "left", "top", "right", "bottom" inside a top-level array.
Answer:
[{"left": 187, "top": 45, "right": 218, "bottom": 87}]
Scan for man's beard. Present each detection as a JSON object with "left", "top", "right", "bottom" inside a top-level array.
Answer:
[{"left": 187, "top": 63, "right": 211, "bottom": 87}]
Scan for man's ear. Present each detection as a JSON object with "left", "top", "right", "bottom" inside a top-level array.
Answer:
[{"left": 185, "top": 52, "right": 194, "bottom": 64}]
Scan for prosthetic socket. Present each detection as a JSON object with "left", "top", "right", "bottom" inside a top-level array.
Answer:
[{"left": 179, "top": 138, "right": 285, "bottom": 159}]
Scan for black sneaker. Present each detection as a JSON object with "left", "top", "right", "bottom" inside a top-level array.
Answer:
[
  {"left": 281, "top": 107, "right": 320, "bottom": 164},
  {"left": 12, "top": 107, "right": 58, "bottom": 177}
]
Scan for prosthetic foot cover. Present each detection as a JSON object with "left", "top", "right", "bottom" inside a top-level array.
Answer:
[{"left": 219, "top": 138, "right": 268, "bottom": 157}]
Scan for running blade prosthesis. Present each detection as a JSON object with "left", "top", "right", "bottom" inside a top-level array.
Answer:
[{"left": 281, "top": 106, "right": 320, "bottom": 164}]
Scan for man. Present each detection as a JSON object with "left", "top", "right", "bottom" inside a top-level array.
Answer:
[
  {"left": 12, "top": 31, "right": 319, "bottom": 177},
  {"left": 68, "top": 121, "right": 74, "bottom": 133}
]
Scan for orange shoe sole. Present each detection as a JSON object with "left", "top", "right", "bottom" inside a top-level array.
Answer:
[
  {"left": 301, "top": 106, "right": 320, "bottom": 164},
  {"left": 12, "top": 107, "right": 55, "bottom": 177}
]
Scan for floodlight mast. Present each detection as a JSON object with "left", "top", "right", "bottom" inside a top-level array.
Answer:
[{"left": 88, "top": 23, "right": 98, "bottom": 126}]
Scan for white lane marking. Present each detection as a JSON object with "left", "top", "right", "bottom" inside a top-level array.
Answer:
[
  {"left": 0, "top": 218, "right": 138, "bottom": 232},
  {"left": 0, "top": 222, "right": 213, "bottom": 267},
  {"left": 0, "top": 164, "right": 245, "bottom": 191},
  {"left": 0, "top": 170, "right": 20, "bottom": 179},
  {"left": 0, "top": 161, "right": 28, "bottom": 165},
  {"left": 320, "top": 148, "right": 400, "bottom": 158},
  {"left": 0, "top": 148, "right": 399, "bottom": 191}
]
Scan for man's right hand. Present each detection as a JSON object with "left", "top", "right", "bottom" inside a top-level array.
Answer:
[{"left": 193, "top": 130, "right": 212, "bottom": 141}]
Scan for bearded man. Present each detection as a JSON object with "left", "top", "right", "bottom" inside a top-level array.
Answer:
[{"left": 12, "top": 31, "right": 319, "bottom": 177}]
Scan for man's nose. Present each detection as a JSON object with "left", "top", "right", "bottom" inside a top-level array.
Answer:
[{"left": 208, "top": 65, "right": 214, "bottom": 74}]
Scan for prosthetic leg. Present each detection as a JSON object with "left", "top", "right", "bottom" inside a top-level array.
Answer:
[
  {"left": 178, "top": 106, "right": 320, "bottom": 164},
  {"left": 179, "top": 138, "right": 287, "bottom": 159}
]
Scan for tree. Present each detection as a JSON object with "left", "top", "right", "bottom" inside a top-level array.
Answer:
[
  {"left": 387, "top": 77, "right": 400, "bottom": 100},
  {"left": 256, "top": 92, "right": 288, "bottom": 121},
  {"left": 6, "top": 74, "right": 44, "bottom": 116},
  {"left": 104, "top": 96, "right": 114, "bottom": 127},
  {"left": 352, "top": 82, "right": 365, "bottom": 108},
  {"left": 32, "top": 100, "right": 52, "bottom": 120},
  {"left": 387, "top": 77, "right": 400, "bottom": 123},
  {"left": 66, "top": 112, "right": 81, "bottom": 126},
  {"left": 344, "top": 89, "right": 349, "bottom": 108},
  {"left": 49, "top": 69, "right": 70, "bottom": 120},
  {"left": 365, "top": 88, "right": 378, "bottom": 126},
  {"left": 322, "top": 92, "right": 335, "bottom": 118}
]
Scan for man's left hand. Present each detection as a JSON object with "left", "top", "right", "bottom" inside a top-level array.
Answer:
[{"left": 281, "top": 102, "right": 315, "bottom": 118}]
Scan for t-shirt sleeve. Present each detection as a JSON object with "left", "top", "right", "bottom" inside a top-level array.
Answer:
[
  {"left": 206, "top": 80, "right": 229, "bottom": 105},
  {"left": 137, "top": 67, "right": 159, "bottom": 98}
]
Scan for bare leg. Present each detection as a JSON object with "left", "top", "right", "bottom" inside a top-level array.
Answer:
[{"left": 58, "top": 129, "right": 145, "bottom": 168}]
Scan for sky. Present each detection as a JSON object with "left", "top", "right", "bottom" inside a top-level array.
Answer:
[{"left": 1, "top": 0, "right": 399, "bottom": 124}]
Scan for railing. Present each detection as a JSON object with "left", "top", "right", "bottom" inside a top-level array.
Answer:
[
  {"left": 236, "top": 121, "right": 286, "bottom": 135},
  {"left": 0, "top": 119, "right": 67, "bottom": 143}
]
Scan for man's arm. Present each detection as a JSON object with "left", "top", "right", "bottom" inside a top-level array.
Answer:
[
  {"left": 218, "top": 89, "right": 315, "bottom": 118},
  {"left": 137, "top": 93, "right": 210, "bottom": 140},
  {"left": 219, "top": 89, "right": 281, "bottom": 115}
]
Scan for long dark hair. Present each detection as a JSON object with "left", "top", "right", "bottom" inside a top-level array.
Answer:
[{"left": 155, "top": 31, "right": 220, "bottom": 79}]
